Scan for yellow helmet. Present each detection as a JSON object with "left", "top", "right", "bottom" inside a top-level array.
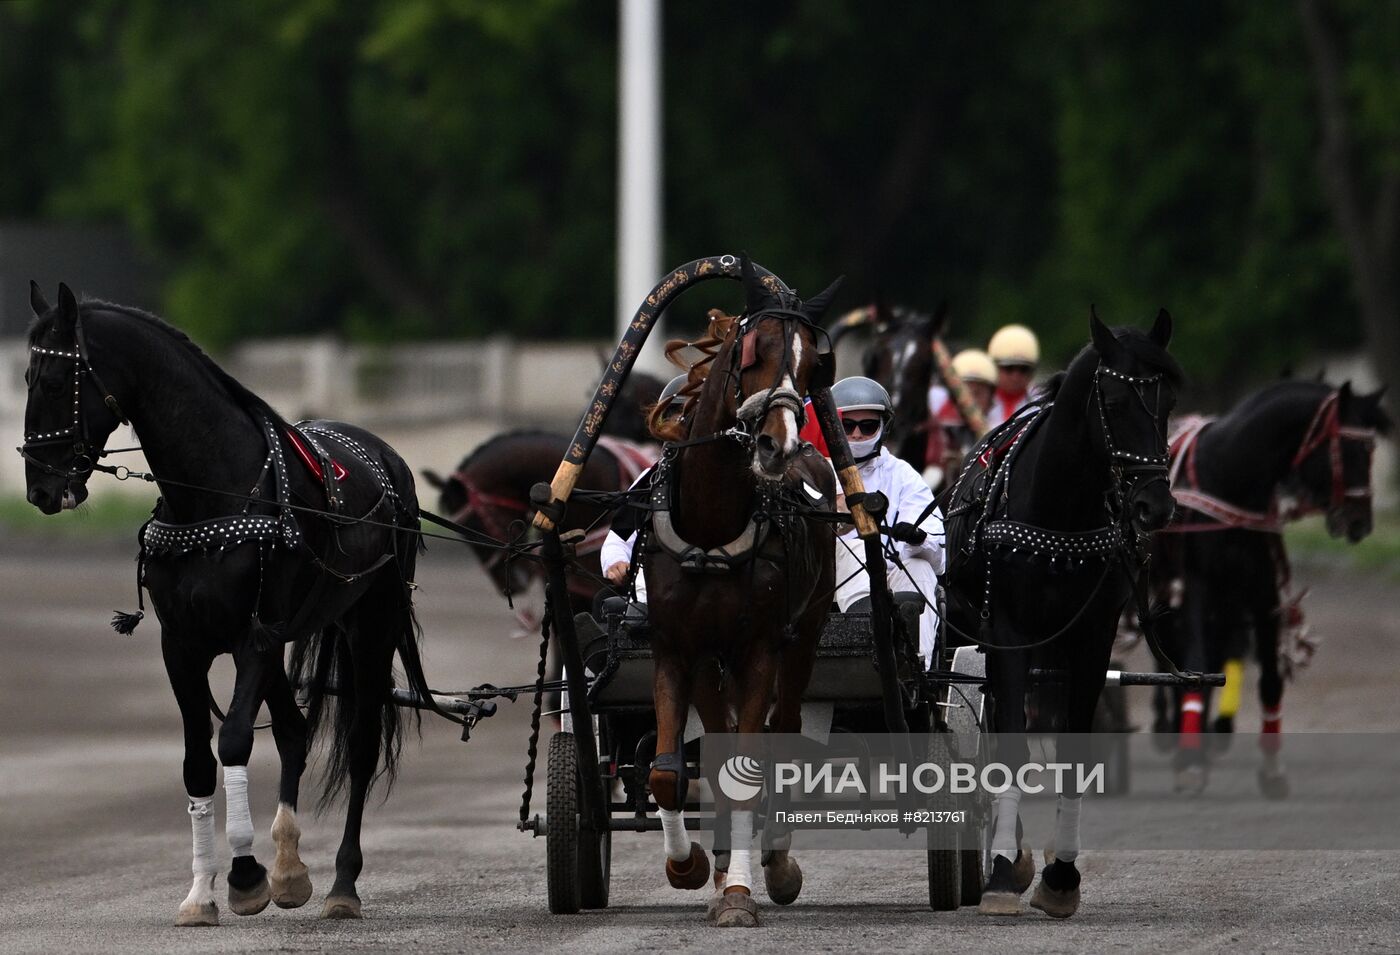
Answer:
[
  {"left": 950, "top": 349, "right": 996, "bottom": 386},
  {"left": 988, "top": 324, "right": 1040, "bottom": 366}
]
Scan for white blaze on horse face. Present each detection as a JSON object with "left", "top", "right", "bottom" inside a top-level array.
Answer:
[{"left": 778, "top": 332, "right": 803, "bottom": 453}]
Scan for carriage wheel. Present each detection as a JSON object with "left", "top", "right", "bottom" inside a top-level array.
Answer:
[
  {"left": 546, "top": 732, "right": 582, "bottom": 913},
  {"left": 579, "top": 724, "right": 612, "bottom": 909},
  {"left": 926, "top": 731, "right": 962, "bottom": 910},
  {"left": 959, "top": 811, "right": 987, "bottom": 905}
]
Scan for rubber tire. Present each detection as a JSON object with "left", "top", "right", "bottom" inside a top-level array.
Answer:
[
  {"left": 926, "top": 731, "right": 962, "bottom": 911},
  {"left": 960, "top": 841, "right": 984, "bottom": 905},
  {"left": 546, "top": 732, "right": 581, "bottom": 914},
  {"left": 580, "top": 817, "right": 611, "bottom": 909}
]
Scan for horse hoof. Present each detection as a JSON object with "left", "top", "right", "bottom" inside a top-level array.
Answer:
[
  {"left": 228, "top": 878, "right": 271, "bottom": 916},
  {"left": 1030, "top": 882, "right": 1081, "bottom": 919},
  {"left": 1257, "top": 767, "right": 1290, "bottom": 800},
  {"left": 1174, "top": 764, "right": 1207, "bottom": 796},
  {"left": 666, "top": 842, "right": 711, "bottom": 891},
  {"left": 270, "top": 863, "right": 313, "bottom": 909},
  {"left": 321, "top": 895, "right": 362, "bottom": 919},
  {"left": 175, "top": 901, "right": 219, "bottom": 927},
  {"left": 1012, "top": 850, "right": 1035, "bottom": 893},
  {"left": 977, "top": 891, "right": 1022, "bottom": 916},
  {"left": 763, "top": 854, "right": 803, "bottom": 905},
  {"left": 714, "top": 890, "right": 760, "bottom": 928}
]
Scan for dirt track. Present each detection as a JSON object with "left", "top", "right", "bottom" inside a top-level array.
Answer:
[{"left": 1, "top": 537, "right": 1398, "bottom": 954}]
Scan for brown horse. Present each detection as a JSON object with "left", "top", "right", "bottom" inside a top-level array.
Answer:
[{"left": 642, "top": 260, "right": 842, "bottom": 928}]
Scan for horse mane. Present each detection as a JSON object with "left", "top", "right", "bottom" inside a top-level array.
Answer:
[
  {"left": 647, "top": 308, "right": 739, "bottom": 441},
  {"left": 31, "top": 299, "right": 292, "bottom": 431},
  {"left": 1220, "top": 378, "right": 1392, "bottom": 435}
]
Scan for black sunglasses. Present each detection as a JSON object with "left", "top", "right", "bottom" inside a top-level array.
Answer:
[{"left": 842, "top": 417, "right": 882, "bottom": 437}]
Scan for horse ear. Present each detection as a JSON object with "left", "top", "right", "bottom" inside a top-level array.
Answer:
[
  {"left": 930, "top": 300, "right": 950, "bottom": 338},
  {"left": 1089, "top": 305, "right": 1118, "bottom": 357},
  {"left": 56, "top": 282, "right": 79, "bottom": 334},
  {"left": 1150, "top": 307, "right": 1172, "bottom": 347},
  {"left": 801, "top": 276, "right": 845, "bottom": 322},
  {"left": 30, "top": 280, "right": 51, "bottom": 316},
  {"left": 420, "top": 469, "right": 447, "bottom": 491}
]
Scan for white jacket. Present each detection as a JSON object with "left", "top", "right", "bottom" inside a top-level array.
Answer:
[{"left": 842, "top": 447, "right": 946, "bottom": 574}]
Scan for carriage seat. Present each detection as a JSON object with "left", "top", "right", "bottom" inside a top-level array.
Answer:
[{"left": 844, "top": 591, "right": 927, "bottom": 614}]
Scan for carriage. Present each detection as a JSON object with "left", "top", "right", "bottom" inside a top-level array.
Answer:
[{"left": 504, "top": 254, "right": 1225, "bottom": 917}]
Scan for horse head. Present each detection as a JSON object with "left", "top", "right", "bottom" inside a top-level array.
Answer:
[
  {"left": 861, "top": 303, "right": 946, "bottom": 461},
  {"left": 723, "top": 257, "right": 842, "bottom": 479},
  {"left": 1088, "top": 306, "right": 1181, "bottom": 534},
  {"left": 1293, "top": 381, "right": 1391, "bottom": 542},
  {"left": 21, "top": 282, "right": 130, "bottom": 514}
]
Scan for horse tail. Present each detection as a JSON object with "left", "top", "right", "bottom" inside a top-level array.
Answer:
[{"left": 292, "top": 521, "right": 434, "bottom": 811}]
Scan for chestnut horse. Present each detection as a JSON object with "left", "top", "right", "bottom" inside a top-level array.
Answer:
[{"left": 642, "top": 261, "right": 841, "bottom": 927}]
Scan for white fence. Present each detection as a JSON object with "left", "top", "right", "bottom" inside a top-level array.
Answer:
[
  {"left": 0, "top": 337, "right": 619, "bottom": 497},
  {"left": 1, "top": 338, "right": 1394, "bottom": 509}
]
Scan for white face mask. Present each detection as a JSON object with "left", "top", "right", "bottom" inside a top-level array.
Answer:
[{"left": 849, "top": 424, "right": 883, "bottom": 461}]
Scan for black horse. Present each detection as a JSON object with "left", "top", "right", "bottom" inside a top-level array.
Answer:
[
  {"left": 830, "top": 304, "right": 943, "bottom": 470},
  {"left": 21, "top": 283, "right": 433, "bottom": 926},
  {"left": 1150, "top": 378, "right": 1390, "bottom": 795},
  {"left": 944, "top": 308, "right": 1180, "bottom": 919}
]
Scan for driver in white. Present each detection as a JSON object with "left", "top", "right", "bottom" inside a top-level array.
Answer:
[
  {"left": 601, "top": 374, "right": 688, "bottom": 604},
  {"left": 831, "top": 376, "right": 946, "bottom": 667}
]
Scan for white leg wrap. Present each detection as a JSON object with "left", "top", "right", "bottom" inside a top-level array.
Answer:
[
  {"left": 658, "top": 807, "right": 691, "bottom": 862},
  {"left": 1053, "top": 795, "right": 1082, "bottom": 863},
  {"left": 991, "top": 786, "right": 1023, "bottom": 862},
  {"left": 223, "top": 765, "right": 254, "bottom": 858},
  {"left": 723, "top": 811, "right": 754, "bottom": 891},
  {"left": 188, "top": 794, "right": 219, "bottom": 875}
]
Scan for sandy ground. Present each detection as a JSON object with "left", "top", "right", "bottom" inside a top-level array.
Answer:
[{"left": 1, "top": 537, "right": 1397, "bottom": 954}]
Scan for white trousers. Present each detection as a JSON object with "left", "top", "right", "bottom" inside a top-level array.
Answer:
[{"left": 835, "top": 536, "right": 940, "bottom": 667}]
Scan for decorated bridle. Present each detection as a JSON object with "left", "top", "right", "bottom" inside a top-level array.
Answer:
[
  {"left": 1093, "top": 363, "right": 1171, "bottom": 490},
  {"left": 18, "top": 311, "right": 129, "bottom": 483},
  {"left": 1288, "top": 390, "right": 1377, "bottom": 514},
  {"left": 725, "top": 305, "right": 835, "bottom": 438}
]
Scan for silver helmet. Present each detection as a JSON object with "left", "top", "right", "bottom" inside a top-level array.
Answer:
[{"left": 831, "top": 376, "right": 893, "bottom": 418}]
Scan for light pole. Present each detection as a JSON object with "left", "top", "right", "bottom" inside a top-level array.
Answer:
[{"left": 617, "top": 0, "right": 665, "bottom": 372}]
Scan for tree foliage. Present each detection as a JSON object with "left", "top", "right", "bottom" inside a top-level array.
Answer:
[{"left": 2, "top": 0, "right": 1394, "bottom": 395}]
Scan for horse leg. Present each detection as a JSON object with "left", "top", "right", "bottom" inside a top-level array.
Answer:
[
  {"left": 1252, "top": 588, "right": 1289, "bottom": 799},
  {"left": 648, "top": 651, "right": 709, "bottom": 890},
  {"left": 759, "top": 607, "right": 824, "bottom": 908},
  {"left": 1173, "top": 574, "right": 1212, "bottom": 794},
  {"left": 691, "top": 662, "right": 734, "bottom": 907},
  {"left": 712, "top": 649, "right": 778, "bottom": 929},
  {"left": 217, "top": 645, "right": 275, "bottom": 917},
  {"left": 322, "top": 619, "right": 392, "bottom": 919},
  {"left": 980, "top": 642, "right": 1032, "bottom": 915},
  {"left": 162, "top": 635, "right": 221, "bottom": 927},
  {"left": 264, "top": 664, "right": 312, "bottom": 908},
  {"left": 1031, "top": 627, "right": 1111, "bottom": 920}
]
